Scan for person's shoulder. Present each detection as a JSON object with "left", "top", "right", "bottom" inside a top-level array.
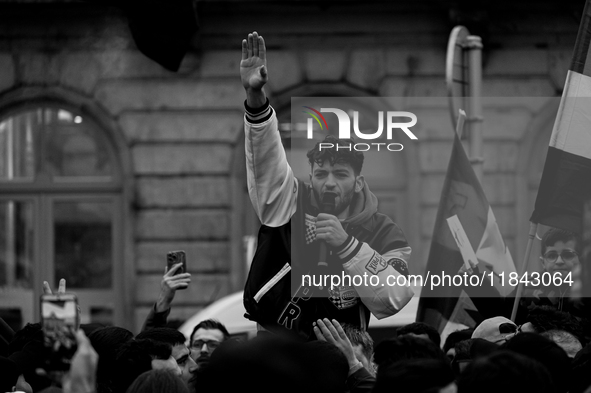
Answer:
[
  {"left": 369, "top": 212, "right": 400, "bottom": 231},
  {"left": 358, "top": 213, "right": 406, "bottom": 244},
  {"left": 373, "top": 211, "right": 395, "bottom": 223}
]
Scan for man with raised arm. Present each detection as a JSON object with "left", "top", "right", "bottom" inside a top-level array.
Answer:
[{"left": 241, "top": 31, "right": 414, "bottom": 340}]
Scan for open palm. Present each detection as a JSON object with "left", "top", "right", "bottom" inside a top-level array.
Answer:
[{"left": 240, "top": 31, "right": 268, "bottom": 90}]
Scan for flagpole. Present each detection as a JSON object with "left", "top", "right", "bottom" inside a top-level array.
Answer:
[
  {"left": 570, "top": 0, "right": 591, "bottom": 74},
  {"left": 511, "top": 221, "right": 538, "bottom": 322},
  {"left": 456, "top": 109, "right": 467, "bottom": 139},
  {"left": 466, "top": 35, "right": 484, "bottom": 182}
]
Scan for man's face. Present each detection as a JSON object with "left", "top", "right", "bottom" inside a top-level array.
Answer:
[
  {"left": 151, "top": 355, "right": 182, "bottom": 376},
  {"left": 172, "top": 343, "right": 198, "bottom": 386},
  {"left": 190, "top": 328, "right": 225, "bottom": 368},
  {"left": 309, "top": 160, "right": 363, "bottom": 216},
  {"left": 541, "top": 240, "right": 579, "bottom": 279}
]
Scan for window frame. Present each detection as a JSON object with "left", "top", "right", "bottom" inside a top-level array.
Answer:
[
  {"left": 0, "top": 97, "right": 132, "bottom": 329},
  {"left": 0, "top": 103, "right": 123, "bottom": 192}
]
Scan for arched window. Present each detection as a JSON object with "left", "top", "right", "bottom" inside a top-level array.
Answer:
[{"left": 0, "top": 104, "right": 126, "bottom": 329}]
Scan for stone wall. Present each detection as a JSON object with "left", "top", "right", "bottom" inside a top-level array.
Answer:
[{"left": 0, "top": 0, "right": 580, "bottom": 330}]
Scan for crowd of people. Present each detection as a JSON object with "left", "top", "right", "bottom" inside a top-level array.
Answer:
[
  {"left": 1, "top": 30, "right": 590, "bottom": 393},
  {"left": 1, "top": 284, "right": 591, "bottom": 393}
]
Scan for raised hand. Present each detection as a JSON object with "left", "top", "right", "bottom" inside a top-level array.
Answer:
[
  {"left": 240, "top": 31, "right": 267, "bottom": 91},
  {"left": 43, "top": 278, "right": 67, "bottom": 295},
  {"left": 156, "top": 263, "right": 192, "bottom": 313},
  {"left": 313, "top": 318, "right": 359, "bottom": 368}
]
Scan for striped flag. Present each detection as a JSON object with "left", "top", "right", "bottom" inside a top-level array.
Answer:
[
  {"left": 530, "top": 0, "right": 591, "bottom": 234},
  {"left": 530, "top": 0, "right": 591, "bottom": 297},
  {"left": 417, "top": 132, "right": 516, "bottom": 333}
]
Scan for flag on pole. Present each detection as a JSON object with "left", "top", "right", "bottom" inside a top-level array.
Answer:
[
  {"left": 417, "top": 132, "right": 516, "bottom": 332},
  {"left": 529, "top": 0, "right": 591, "bottom": 298},
  {"left": 530, "top": 0, "right": 591, "bottom": 235}
]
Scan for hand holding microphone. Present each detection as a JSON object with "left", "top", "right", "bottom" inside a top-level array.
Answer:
[
  {"left": 316, "top": 193, "right": 341, "bottom": 290},
  {"left": 318, "top": 193, "right": 336, "bottom": 272},
  {"left": 316, "top": 193, "right": 349, "bottom": 248}
]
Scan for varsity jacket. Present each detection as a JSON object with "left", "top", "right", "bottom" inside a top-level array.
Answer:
[{"left": 243, "top": 99, "right": 414, "bottom": 340}]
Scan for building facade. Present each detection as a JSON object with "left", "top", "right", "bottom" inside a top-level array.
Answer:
[{"left": 0, "top": 0, "right": 582, "bottom": 332}]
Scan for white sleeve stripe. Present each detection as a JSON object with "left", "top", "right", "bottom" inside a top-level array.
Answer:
[
  {"left": 337, "top": 237, "right": 360, "bottom": 260},
  {"left": 253, "top": 263, "right": 291, "bottom": 303},
  {"left": 245, "top": 106, "right": 274, "bottom": 124}
]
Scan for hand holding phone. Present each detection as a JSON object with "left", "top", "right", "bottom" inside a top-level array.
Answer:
[
  {"left": 166, "top": 250, "right": 187, "bottom": 275},
  {"left": 156, "top": 252, "right": 191, "bottom": 312},
  {"left": 41, "top": 293, "right": 79, "bottom": 373}
]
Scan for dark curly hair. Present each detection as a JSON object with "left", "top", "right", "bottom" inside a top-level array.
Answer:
[
  {"left": 306, "top": 135, "right": 364, "bottom": 175},
  {"left": 541, "top": 227, "right": 581, "bottom": 254},
  {"left": 526, "top": 305, "right": 586, "bottom": 345}
]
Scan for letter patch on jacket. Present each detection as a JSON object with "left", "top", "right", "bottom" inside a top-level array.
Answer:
[{"left": 365, "top": 252, "right": 388, "bottom": 275}]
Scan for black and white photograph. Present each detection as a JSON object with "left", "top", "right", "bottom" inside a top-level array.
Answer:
[{"left": 1, "top": 0, "right": 591, "bottom": 392}]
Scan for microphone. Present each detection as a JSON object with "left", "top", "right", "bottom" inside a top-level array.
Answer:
[{"left": 317, "top": 193, "right": 336, "bottom": 290}]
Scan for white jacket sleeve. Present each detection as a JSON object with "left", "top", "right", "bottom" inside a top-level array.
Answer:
[
  {"left": 244, "top": 100, "right": 298, "bottom": 227},
  {"left": 337, "top": 236, "right": 414, "bottom": 319}
]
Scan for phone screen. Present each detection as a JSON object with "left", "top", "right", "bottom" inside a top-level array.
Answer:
[{"left": 41, "top": 294, "right": 78, "bottom": 372}]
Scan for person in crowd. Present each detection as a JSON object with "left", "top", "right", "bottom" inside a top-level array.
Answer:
[
  {"left": 240, "top": 30, "right": 413, "bottom": 340},
  {"left": 451, "top": 339, "right": 473, "bottom": 375},
  {"left": 199, "top": 331, "right": 350, "bottom": 393},
  {"left": 472, "top": 311, "right": 582, "bottom": 358},
  {"left": 443, "top": 328, "right": 474, "bottom": 360},
  {"left": 463, "top": 228, "right": 591, "bottom": 329},
  {"left": 8, "top": 322, "right": 52, "bottom": 392},
  {"left": 34, "top": 330, "right": 99, "bottom": 393},
  {"left": 113, "top": 338, "right": 181, "bottom": 393},
  {"left": 142, "top": 263, "right": 192, "bottom": 331},
  {"left": 457, "top": 350, "right": 557, "bottom": 393},
  {"left": 500, "top": 333, "right": 572, "bottom": 393},
  {"left": 471, "top": 316, "right": 518, "bottom": 344},
  {"left": 571, "top": 342, "right": 591, "bottom": 393},
  {"left": 342, "top": 323, "right": 376, "bottom": 376},
  {"left": 136, "top": 327, "right": 197, "bottom": 389},
  {"left": 306, "top": 340, "right": 350, "bottom": 393},
  {"left": 525, "top": 305, "right": 585, "bottom": 341},
  {"left": 373, "top": 358, "right": 456, "bottom": 393},
  {"left": 188, "top": 319, "right": 229, "bottom": 369},
  {"left": 373, "top": 334, "right": 448, "bottom": 370},
  {"left": 137, "top": 260, "right": 228, "bottom": 375},
  {"left": 451, "top": 338, "right": 498, "bottom": 376},
  {"left": 540, "top": 329, "right": 583, "bottom": 358},
  {"left": 520, "top": 305, "right": 585, "bottom": 356},
  {"left": 61, "top": 330, "right": 99, "bottom": 393},
  {"left": 88, "top": 326, "right": 134, "bottom": 393},
  {"left": 126, "top": 369, "right": 189, "bottom": 393},
  {"left": 397, "top": 321, "right": 441, "bottom": 347},
  {"left": 314, "top": 318, "right": 376, "bottom": 392}
]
